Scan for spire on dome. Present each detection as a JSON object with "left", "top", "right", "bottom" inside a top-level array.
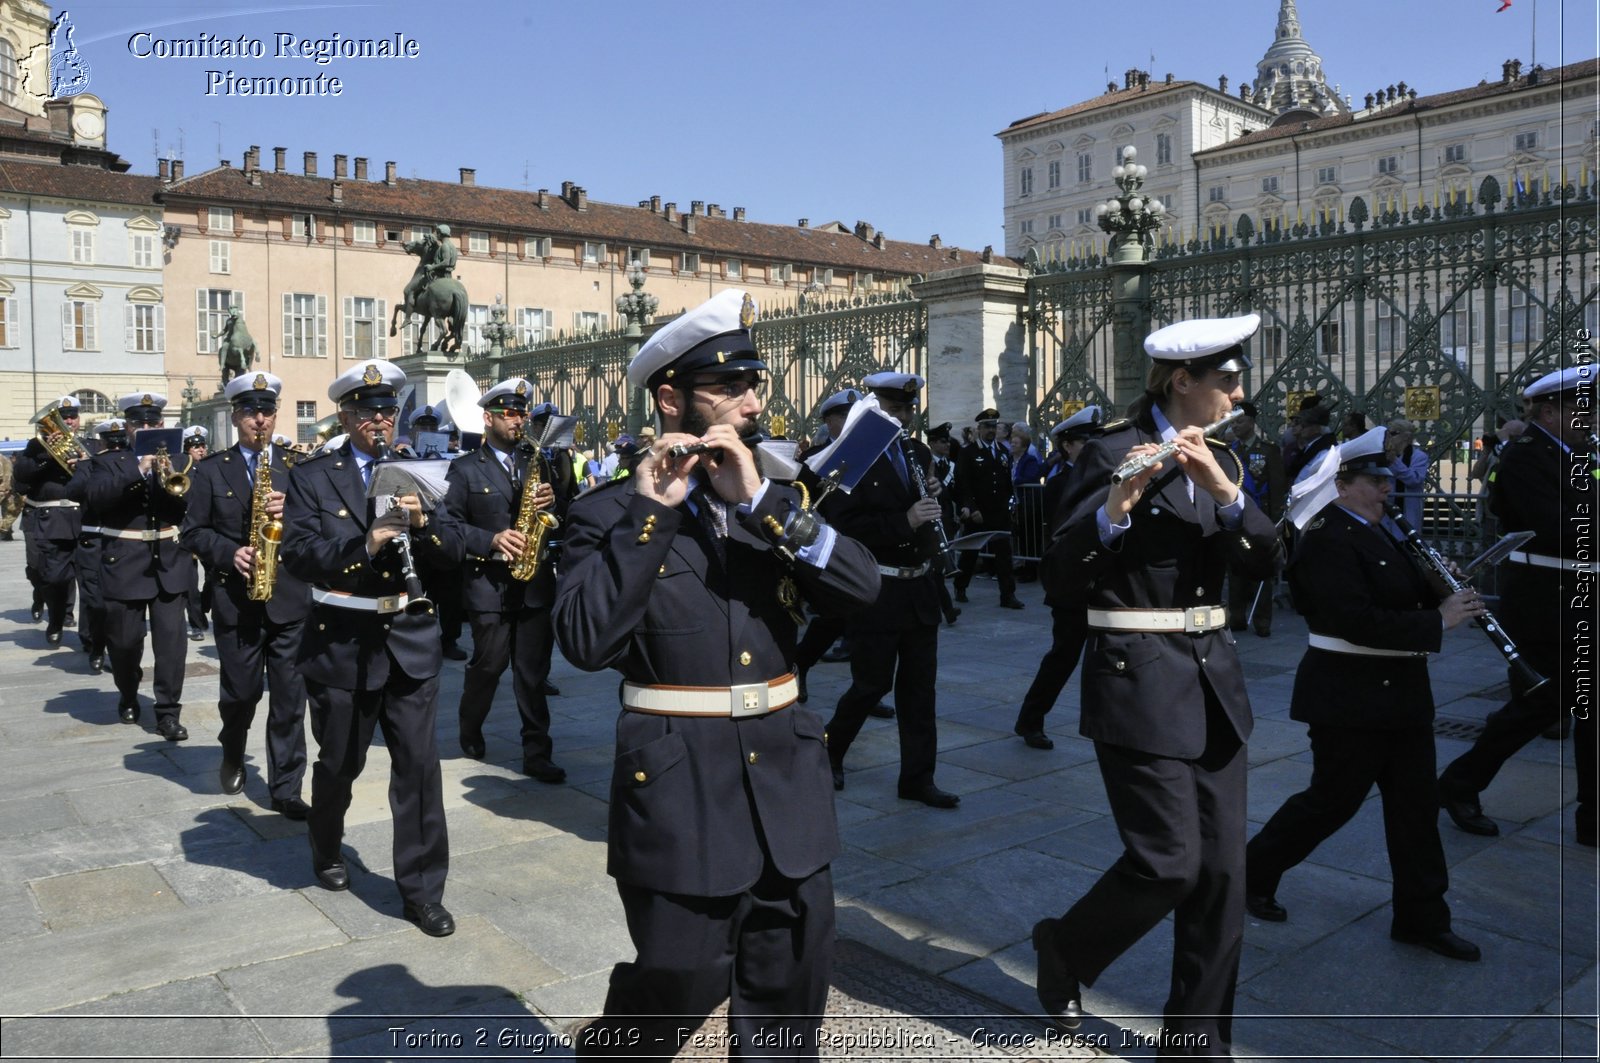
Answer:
[{"left": 1251, "top": 0, "right": 1350, "bottom": 122}]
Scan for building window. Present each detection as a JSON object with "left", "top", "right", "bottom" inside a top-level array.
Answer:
[
  {"left": 70, "top": 227, "right": 95, "bottom": 264},
  {"left": 352, "top": 220, "right": 376, "bottom": 245},
  {"left": 62, "top": 300, "right": 98, "bottom": 351},
  {"left": 582, "top": 241, "right": 601, "bottom": 264},
  {"left": 209, "top": 239, "right": 230, "bottom": 273},
  {"left": 282, "top": 292, "right": 328, "bottom": 357},
  {"left": 408, "top": 226, "right": 429, "bottom": 243},
  {"left": 293, "top": 213, "right": 312, "bottom": 239},
  {"left": 0, "top": 39, "right": 15, "bottom": 106},
  {"left": 208, "top": 207, "right": 233, "bottom": 233},
  {"left": 71, "top": 390, "right": 113, "bottom": 417},
  {"left": 0, "top": 218, "right": 6, "bottom": 257},
  {"left": 525, "top": 236, "right": 551, "bottom": 258},
  {"left": 1261, "top": 176, "right": 1281, "bottom": 193},
  {"left": 1048, "top": 214, "right": 1062, "bottom": 230},
  {"left": 1377, "top": 155, "right": 1399, "bottom": 175},
  {"left": 1019, "top": 220, "right": 1034, "bottom": 235},
  {"left": 0, "top": 294, "right": 15, "bottom": 347},
  {"left": 1513, "top": 131, "right": 1538, "bottom": 152},
  {"left": 343, "top": 296, "right": 387, "bottom": 359},
  {"left": 130, "top": 230, "right": 155, "bottom": 267},
  {"left": 516, "top": 307, "right": 552, "bottom": 346},
  {"left": 1510, "top": 286, "right": 1542, "bottom": 344},
  {"left": 296, "top": 401, "right": 318, "bottom": 445},
  {"left": 1156, "top": 133, "right": 1172, "bottom": 166},
  {"left": 124, "top": 303, "right": 165, "bottom": 353},
  {"left": 1443, "top": 143, "right": 1467, "bottom": 164},
  {"left": 627, "top": 247, "right": 651, "bottom": 269},
  {"left": 773, "top": 263, "right": 793, "bottom": 283},
  {"left": 856, "top": 272, "right": 875, "bottom": 290},
  {"left": 725, "top": 258, "right": 741, "bottom": 279},
  {"left": 1047, "top": 160, "right": 1061, "bottom": 189},
  {"left": 680, "top": 252, "right": 701, "bottom": 274},
  {"left": 468, "top": 230, "right": 489, "bottom": 254},
  {"left": 196, "top": 289, "right": 244, "bottom": 353},
  {"left": 1208, "top": 185, "right": 1226, "bottom": 203},
  {"left": 1020, "top": 167, "right": 1033, "bottom": 196},
  {"left": 1316, "top": 165, "right": 1338, "bottom": 186},
  {"left": 1373, "top": 299, "right": 1402, "bottom": 349},
  {"left": 818, "top": 268, "right": 834, "bottom": 287},
  {"left": 1077, "top": 153, "right": 1092, "bottom": 183},
  {"left": 465, "top": 303, "right": 490, "bottom": 352},
  {"left": 574, "top": 310, "right": 607, "bottom": 333},
  {"left": 1077, "top": 207, "right": 1093, "bottom": 225}
]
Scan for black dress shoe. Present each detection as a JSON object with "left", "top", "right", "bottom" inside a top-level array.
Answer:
[
  {"left": 898, "top": 783, "right": 960, "bottom": 808},
  {"left": 1246, "top": 893, "right": 1288, "bottom": 922},
  {"left": 522, "top": 758, "right": 567, "bottom": 784},
  {"left": 45, "top": 629, "right": 62, "bottom": 646},
  {"left": 1254, "top": 628, "right": 1271, "bottom": 638},
  {"left": 313, "top": 857, "right": 349, "bottom": 891},
  {"left": 88, "top": 653, "right": 103, "bottom": 674},
  {"left": 830, "top": 763, "right": 844, "bottom": 791},
  {"left": 820, "top": 642, "right": 851, "bottom": 664},
  {"left": 796, "top": 667, "right": 809, "bottom": 703},
  {"left": 459, "top": 734, "right": 486, "bottom": 760},
  {"left": 1031, "top": 918, "right": 1082, "bottom": 1031},
  {"left": 868, "top": 702, "right": 895, "bottom": 719},
  {"left": 1391, "top": 928, "right": 1481, "bottom": 962},
  {"left": 442, "top": 644, "right": 468, "bottom": 661},
  {"left": 1000, "top": 597, "right": 1025, "bottom": 610},
  {"left": 1440, "top": 795, "right": 1499, "bottom": 836},
  {"left": 943, "top": 607, "right": 960, "bottom": 626},
  {"left": 188, "top": 626, "right": 205, "bottom": 642},
  {"left": 155, "top": 718, "right": 189, "bottom": 742},
  {"left": 219, "top": 759, "right": 245, "bottom": 795},
  {"left": 403, "top": 901, "right": 456, "bottom": 937},
  {"left": 541, "top": 679, "right": 561, "bottom": 696},
  {"left": 1017, "top": 730, "right": 1055, "bottom": 750},
  {"left": 30, "top": 604, "right": 42, "bottom": 622},
  {"left": 272, "top": 796, "right": 311, "bottom": 820},
  {"left": 118, "top": 702, "right": 139, "bottom": 724},
  {"left": 954, "top": 588, "right": 969, "bottom": 604}
]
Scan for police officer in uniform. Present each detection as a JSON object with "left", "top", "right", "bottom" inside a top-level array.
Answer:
[
  {"left": 180, "top": 372, "right": 312, "bottom": 817},
  {"left": 793, "top": 387, "right": 860, "bottom": 703},
  {"left": 1032, "top": 315, "right": 1281, "bottom": 1051},
  {"left": 280, "top": 361, "right": 464, "bottom": 936},
  {"left": 445, "top": 379, "right": 569, "bottom": 781},
  {"left": 954, "top": 407, "right": 1023, "bottom": 608},
  {"left": 181, "top": 426, "right": 213, "bottom": 641},
  {"left": 824, "top": 372, "right": 960, "bottom": 808},
  {"left": 1013, "top": 405, "right": 1105, "bottom": 750},
  {"left": 14, "top": 395, "right": 84, "bottom": 646},
  {"left": 1226, "top": 402, "right": 1286, "bottom": 636},
  {"left": 1245, "top": 428, "right": 1483, "bottom": 961},
  {"left": 75, "top": 418, "right": 126, "bottom": 673},
  {"left": 1438, "top": 366, "right": 1597, "bottom": 847},
  {"left": 71, "top": 393, "right": 194, "bottom": 736},
  {"left": 553, "top": 290, "right": 879, "bottom": 1058}
]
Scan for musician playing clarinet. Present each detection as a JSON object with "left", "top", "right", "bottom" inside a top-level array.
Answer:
[
  {"left": 1245, "top": 427, "right": 1485, "bottom": 962},
  {"left": 1033, "top": 314, "right": 1281, "bottom": 1052}
]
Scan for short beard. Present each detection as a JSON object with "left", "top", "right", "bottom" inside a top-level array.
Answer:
[{"left": 675, "top": 392, "right": 759, "bottom": 441}]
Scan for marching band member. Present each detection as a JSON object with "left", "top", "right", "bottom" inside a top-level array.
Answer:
[
  {"left": 74, "top": 417, "right": 126, "bottom": 673},
  {"left": 1033, "top": 314, "right": 1281, "bottom": 1052},
  {"left": 14, "top": 395, "right": 84, "bottom": 647},
  {"left": 953, "top": 406, "right": 1024, "bottom": 608},
  {"left": 279, "top": 362, "right": 464, "bottom": 935},
  {"left": 554, "top": 290, "right": 879, "bottom": 1058},
  {"left": 181, "top": 426, "right": 212, "bottom": 641},
  {"left": 179, "top": 373, "right": 311, "bottom": 817}
]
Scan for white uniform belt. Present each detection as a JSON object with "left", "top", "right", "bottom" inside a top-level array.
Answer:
[
  {"left": 311, "top": 587, "right": 410, "bottom": 614},
  {"left": 24, "top": 498, "right": 78, "bottom": 508},
  {"left": 1086, "top": 605, "right": 1227, "bottom": 634},
  {"left": 1308, "top": 633, "right": 1427, "bottom": 658},
  {"left": 623, "top": 674, "right": 799, "bottom": 718},
  {"left": 79, "top": 525, "right": 101, "bottom": 535},
  {"left": 877, "top": 560, "right": 932, "bottom": 579},
  {"left": 1507, "top": 550, "right": 1598, "bottom": 574},
  {"left": 101, "top": 527, "right": 179, "bottom": 542}
]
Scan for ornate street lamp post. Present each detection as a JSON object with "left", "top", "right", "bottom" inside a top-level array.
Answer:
[
  {"left": 1096, "top": 144, "right": 1167, "bottom": 263},
  {"left": 483, "top": 295, "right": 514, "bottom": 381},
  {"left": 180, "top": 375, "right": 201, "bottom": 425},
  {"left": 616, "top": 262, "right": 658, "bottom": 434}
]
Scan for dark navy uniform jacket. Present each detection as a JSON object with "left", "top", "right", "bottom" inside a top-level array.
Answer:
[
  {"left": 1287, "top": 504, "right": 1442, "bottom": 728},
  {"left": 1046, "top": 409, "right": 1282, "bottom": 759},
  {"left": 279, "top": 443, "right": 464, "bottom": 691},
  {"left": 1491, "top": 425, "right": 1590, "bottom": 649},
  {"left": 954, "top": 438, "right": 1013, "bottom": 530},
  {"left": 69, "top": 448, "right": 194, "bottom": 600},
  {"left": 14, "top": 439, "right": 83, "bottom": 541},
  {"left": 180, "top": 444, "right": 311, "bottom": 628},
  {"left": 444, "top": 443, "right": 575, "bottom": 614},
  {"left": 821, "top": 438, "right": 942, "bottom": 628},
  {"left": 554, "top": 478, "right": 880, "bottom": 897}
]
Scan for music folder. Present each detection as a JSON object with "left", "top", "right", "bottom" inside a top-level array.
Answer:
[
  {"left": 802, "top": 399, "right": 901, "bottom": 493},
  {"left": 132, "top": 427, "right": 184, "bottom": 458}
]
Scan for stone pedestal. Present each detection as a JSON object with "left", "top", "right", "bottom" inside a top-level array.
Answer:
[
  {"left": 1110, "top": 261, "right": 1150, "bottom": 409},
  {"left": 913, "top": 264, "right": 1029, "bottom": 428},
  {"left": 186, "top": 394, "right": 234, "bottom": 449},
  {"left": 392, "top": 349, "right": 466, "bottom": 428}
]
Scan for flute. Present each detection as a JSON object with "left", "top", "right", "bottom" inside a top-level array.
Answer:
[
  {"left": 667, "top": 441, "right": 724, "bottom": 459},
  {"left": 1110, "top": 407, "right": 1247, "bottom": 485}
]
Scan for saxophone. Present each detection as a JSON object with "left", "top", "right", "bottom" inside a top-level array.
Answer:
[
  {"left": 508, "top": 440, "right": 559, "bottom": 581},
  {"left": 248, "top": 457, "right": 282, "bottom": 601}
]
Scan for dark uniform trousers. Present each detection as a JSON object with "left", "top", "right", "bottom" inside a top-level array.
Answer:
[
  {"left": 823, "top": 443, "right": 944, "bottom": 790},
  {"left": 954, "top": 442, "right": 1016, "bottom": 601},
  {"left": 794, "top": 615, "right": 843, "bottom": 673},
  {"left": 104, "top": 593, "right": 187, "bottom": 714},
  {"left": 75, "top": 532, "right": 105, "bottom": 656},
  {"left": 15, "top": 440, "right": 82, "bottom": 634},
  {"left": 1015, "top": 604, "right": 1089, "bottom": 735},
  {"left": 281, "top": 442, "right": 462, "bottom": 906},
  {"left": 554, "top": 478, "right": 881, "bottom": 1061},
  {"left": 1040, "top": 409, "right": 1280, "bottom": 1055},
  {"left": 180, "top": 444, "right": 312, "bottom": 798},
  {"left": 459, "top": 605, "right": 556, "bottom": 760}
]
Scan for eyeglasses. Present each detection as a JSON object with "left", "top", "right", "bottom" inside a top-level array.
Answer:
[
  {"left": 361, "top": 406, "right": 399, "bottom": 422},
  {"left": 689, "top": 378, "right": 763, "bottom": 401},
  {"left": 488, "top": 408, "right": 526, "bottom": 419}
]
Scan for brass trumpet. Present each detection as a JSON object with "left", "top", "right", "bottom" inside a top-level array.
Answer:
[{"left": 153, "top": 443, "right": 191, "bottom": 497}]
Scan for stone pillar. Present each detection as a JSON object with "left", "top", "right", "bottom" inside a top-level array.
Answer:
[
  {"left": 913, "top": 264, "right": 1029, "bottom": 428},
  {"left": 1110, "top": 259, "right": 1149, "bottom": 409},
  {"left": 392, "top": 348, "right": 464, "bottom": 427}
]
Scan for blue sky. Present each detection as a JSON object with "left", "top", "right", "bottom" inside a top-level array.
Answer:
[{"left": 44, "top": 0, "right": 1599, "bottom": 252}]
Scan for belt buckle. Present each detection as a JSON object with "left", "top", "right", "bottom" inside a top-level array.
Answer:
[
  {"left": 729, "top": 682, "right": 769, "bottom": 718},
  {"left": 141, "top": 530, "right": 158, "bottom": 542},
  {"left": 1184, "top": 606, "right": 1213, "bottom": 633},
  {"left": 375, "top": 595, "right": 400, "bottom": 614}
]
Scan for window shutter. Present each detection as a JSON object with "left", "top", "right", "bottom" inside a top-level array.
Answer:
[
  {"left": 343, "top": 296, "right": 354, "bottom": 359},
  {"left": 62, "top": 301, "right": 73, "bottom": 347},
  {"left": 316, "top": 295, "right": 328, "bottom": 357},
  {"left": 196, "top": 289, "right": 209, "bottom": 353},
  {"left": 1, "top": 297, "right": 14, "bottom": 346},
  {"left": 125, "top": 303, "right": 135, "bottom": 352},
  {"left": 282, "top": 292, "right": 293, "bottom": 356},
  {"left": 84, "top": 303, "right": 97, "bottom": 350},
  {"left": 544, "top": 309, "right": 553, "bottom": 335},
  {"left": 376, "top": 299, "right": 387, "bottom": 358},
  {"left": 154, "top": 305, "right": 165, "bottom": 353}
]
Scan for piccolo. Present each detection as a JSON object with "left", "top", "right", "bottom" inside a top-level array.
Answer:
[
  {"left": 667, "top": 442, "right": 724, "bottom": 459},
  {"left": 1110, "top": 407, "right": 1247, "bottom": 485}
]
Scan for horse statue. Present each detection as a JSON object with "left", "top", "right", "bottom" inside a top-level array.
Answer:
[
  {"left": 215, "top": 307, "right": 257, "bottom": 388},
  {"left": 389, "top": 234, "right": 467, "bottom": 354}
]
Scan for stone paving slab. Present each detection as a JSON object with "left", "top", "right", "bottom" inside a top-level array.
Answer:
[
  {"left": 0, "top": 974, "right": 270, "bottom": 1061},
  {"left": 29, "top": 860, "right": 184, "bottom": 931}
]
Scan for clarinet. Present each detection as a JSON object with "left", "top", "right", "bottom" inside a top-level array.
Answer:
[
  {"left": 904, "top": 431, "right": 951, "bottom": 562},
  {"left": 371, "top": 439, "right": 434, "bottom": 617},
  {"left": 1384, "top": 503, "right": 1548, "bottom": 694}
]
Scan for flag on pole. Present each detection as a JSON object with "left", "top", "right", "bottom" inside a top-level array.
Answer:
[{"left": 1496, "top": 0, "right": 1512, "bottom": 11}]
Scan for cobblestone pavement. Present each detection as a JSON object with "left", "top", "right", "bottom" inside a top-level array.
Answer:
[{"left": 0, "top": 547, "right": 1593, "bottom": 1061}]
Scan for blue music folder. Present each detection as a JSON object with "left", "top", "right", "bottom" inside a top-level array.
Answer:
[
  {"left": 803, "top": 402, "right": 901, "bottom": 493},
  {"left": 132, "top": 427, "right": 184, "bottom": 458}
]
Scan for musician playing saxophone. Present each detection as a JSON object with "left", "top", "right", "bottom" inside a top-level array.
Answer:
[
  {"left": 443, "top": 378, "right": 571, "bottom": 783},
  {"left": 178, "top": 372, "right": 312, "bottom": 818}
]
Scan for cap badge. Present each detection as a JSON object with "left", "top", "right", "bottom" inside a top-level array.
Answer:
[
  {"left": 514, "top": 381, "right": 528, "bottom": 396},
  {"left": 362, "top": 364, "right": 381, "bottom": 386},
  {"left": 140, "top": 394, "right": 153, "bottom": 406},
  {"left": 716, "top": 352, "right": 727, "bottom": 364},
  {"left": 739, "top": 293, "right": 756, "bottom": 329},
  {"left": 903, "top": 381, "right": 916, "bottom": 394},
  {"left": 252, "top": 373, "right": 268, "bottom": 390}
]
